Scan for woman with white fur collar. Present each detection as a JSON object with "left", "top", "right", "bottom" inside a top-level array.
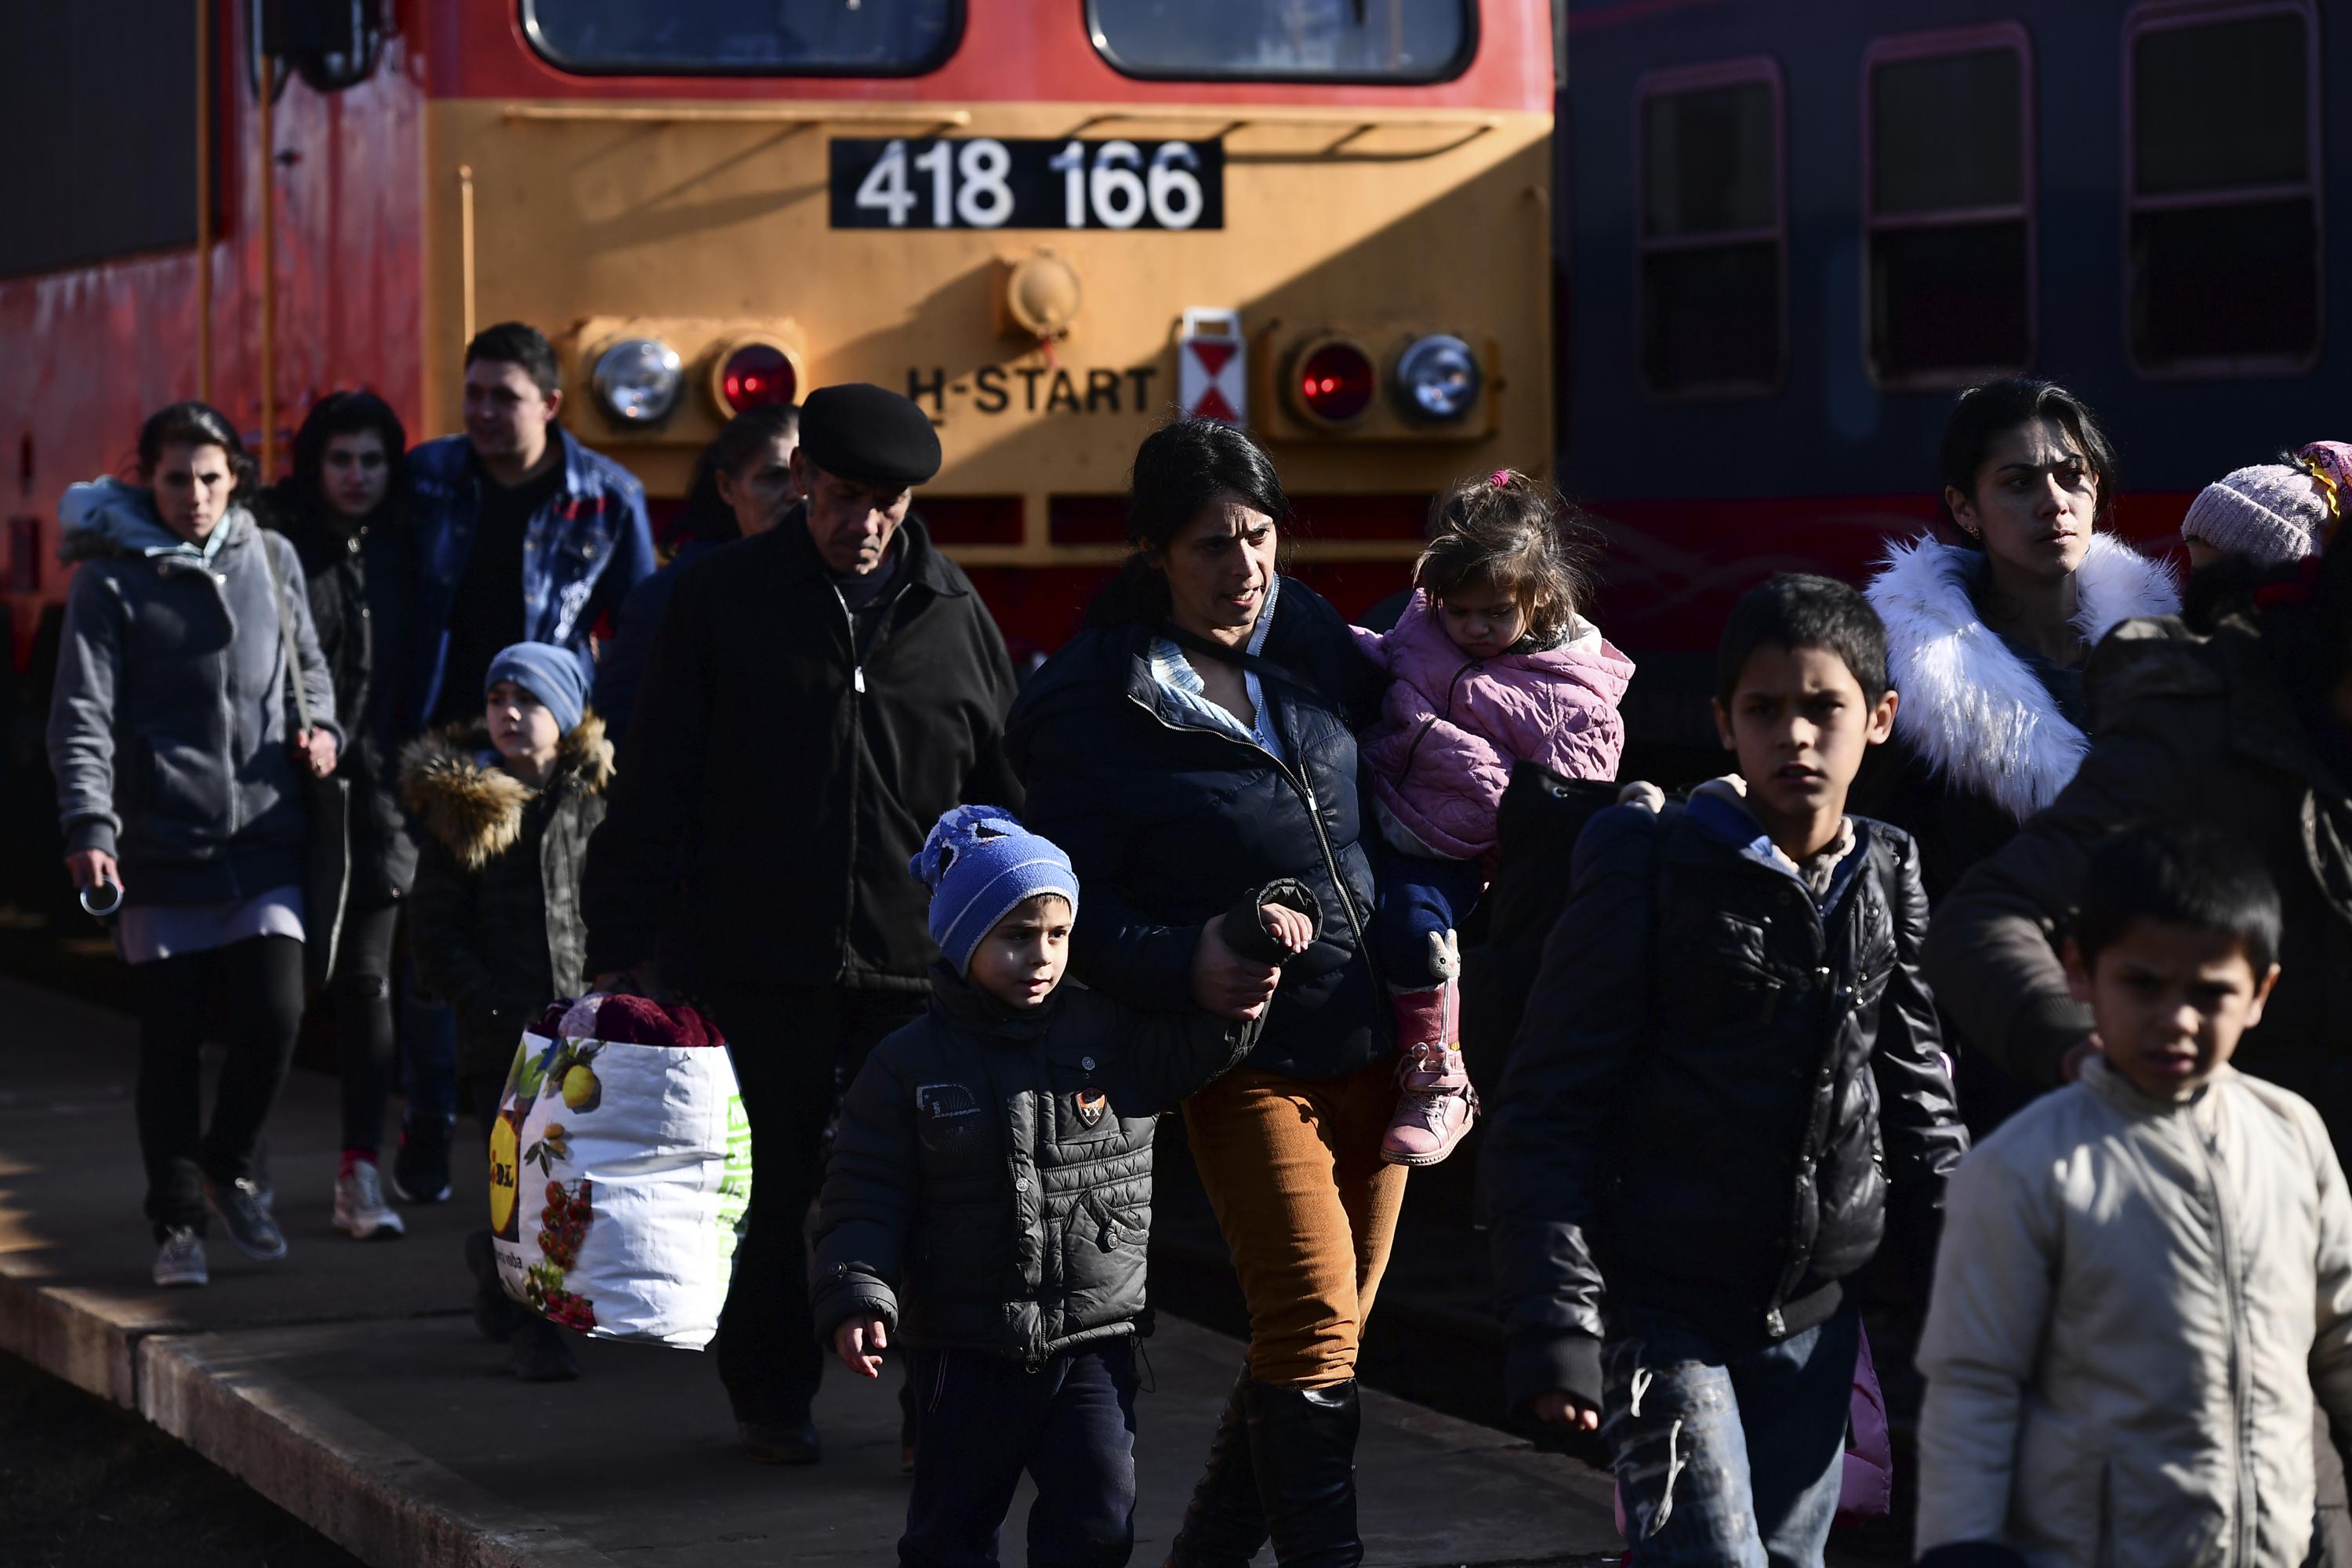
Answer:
[
  {"left": 1860, "top": 380, "right": 2178, "bottom": 898},
  {"left": 1857, "top": 379, "right": 2177, "bottom": 1133}
]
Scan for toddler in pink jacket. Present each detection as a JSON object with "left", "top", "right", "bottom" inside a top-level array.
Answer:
[{"left": 1354, "top": 470, "right": 1634, "bottom": 1165}]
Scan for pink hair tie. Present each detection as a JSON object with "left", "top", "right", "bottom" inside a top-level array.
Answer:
[{"left": 1490, "top": 470, "right": 1512, "bottom": 488}]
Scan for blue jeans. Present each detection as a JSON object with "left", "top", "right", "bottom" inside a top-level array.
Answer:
[
  {"left": 399, "top": 950, "right": 459, "bottom": 1127},
  {"left": 1602, "top": 1300, "right": 1858, "bottom": 1568},
  {"left": 1372, "top": 845, "right": 1483, "bottom": 985},
  {"left": 902, "top": 1340, "right": 1139, "bottom": 1567}
]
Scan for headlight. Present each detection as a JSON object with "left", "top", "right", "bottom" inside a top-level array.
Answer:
[
  {"left": 1394, "top": 334, "right": 1483, "bottom": 422},
  {"left": 591, "top": 338, "right": 683, "bottom": 425}
]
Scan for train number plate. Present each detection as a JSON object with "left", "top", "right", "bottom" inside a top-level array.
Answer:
[{"left": 829, "top": 137, "right": 1225, "bottom": 231}]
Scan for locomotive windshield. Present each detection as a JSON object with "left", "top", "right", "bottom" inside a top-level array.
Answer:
[
  {"left": 1089, "top": 0, "right": 1472, "bottom": 82},
  {"left": 522, "top": 0, "right": 959, "bottom": 75}
]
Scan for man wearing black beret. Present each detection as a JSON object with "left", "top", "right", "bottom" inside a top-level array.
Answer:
[{"left": 582, "top": 383, "right": 1020, "bottom": 1464}]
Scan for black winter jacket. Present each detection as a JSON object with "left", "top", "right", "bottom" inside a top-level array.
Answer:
[
  {"left": 1006, "top": 579, "right": 1387, "bottom": 1081},
  {"left": 808, "top": 887, "right": 1305, "bottom": 1363},
  {"left": 1483, "top": 786, "right": 1966, "bottom": 1415},
  {"left": 256, "top": 482, "right": 419, "bottom": 906},
  {"left": 581, "top": 513, "right": 1021, "bottom": 994},
  {"left": 1927, "top": 615, "right": 2352, "bottom": 1141},
  {"left": 404, "top": 716, "right": 612, "bottom": 1078}
]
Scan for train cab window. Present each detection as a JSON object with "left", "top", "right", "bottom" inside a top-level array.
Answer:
[
  {"left": 1088, "top": 0, "right": 1472, "bottom": 82},
  {"left": 0, "top": 7, "right": 204, "bottom": 277},
  {"left": 1636, "top": 63, "right": 1785, "bottom": 397},
  {"left": 2125, "top": 3, "right": 2321, "bottom": 376},
  {"left": 1864, "top": 27, "right": 2033, "bottom": 388},
  {"left": 522, "top": 0, "right": 960, "bottom": 75}
]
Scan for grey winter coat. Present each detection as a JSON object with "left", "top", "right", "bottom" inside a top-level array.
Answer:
[
  {"left": 46, "top": 481, "right": 340, "bottom": 907},
  {"left": 403, "top": 716, "right": 612, "bottom": 1078},
  {"left": 1918, "top": 1058, "right": 2352, "bottom": 1567},
  {"left": 809, "top": 887, "right": 1306, "bottom": 1364}
]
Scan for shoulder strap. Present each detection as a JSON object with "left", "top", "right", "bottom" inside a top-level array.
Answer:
[{"left": 256, "top": 532, "right": 314, "bottom": 733}]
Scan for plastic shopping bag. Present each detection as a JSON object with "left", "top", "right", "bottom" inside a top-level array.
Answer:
[{"left": 487, "top": 994, "right": 750, "bottom": 1348}]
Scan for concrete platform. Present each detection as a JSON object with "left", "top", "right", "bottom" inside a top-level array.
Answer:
[{"left": 0, "top": 978, "right": 1622, "bottom": 1566}]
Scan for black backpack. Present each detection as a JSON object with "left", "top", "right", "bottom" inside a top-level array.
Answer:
[{"left": 1457, "top": 761, "right": 1621, "bottom": 1092}]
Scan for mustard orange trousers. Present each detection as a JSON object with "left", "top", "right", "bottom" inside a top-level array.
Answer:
[{"left": 1181, "top": 1056, "right": 1410, "bottom": 1390}]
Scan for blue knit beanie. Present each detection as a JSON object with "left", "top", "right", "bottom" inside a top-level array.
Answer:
[
  {"left": 911, "top": 805, "right": 1080, "bottom": 975},
  {"left": 485, "top": 642, "right": 587, "bottom": 735}
]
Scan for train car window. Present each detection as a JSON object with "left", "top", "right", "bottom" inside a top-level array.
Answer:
[
  {"left": 1088, "top": 0, "right": 1473, "bottom": 84},
  {"left": 523, "top": 0, "right": 960, "bottom": 76},
  {"left": 1863, "top": 27, "right": 2033, "bottom": 389},
  {"left": 1635, "top": 63, "right": 1784, "bottom": 397},
  {"left": 2125, "top": 3, "right": 2320, "bottom": 376},
  {"left": 0, "top": 7, "right": 207, "bottom": 278}
]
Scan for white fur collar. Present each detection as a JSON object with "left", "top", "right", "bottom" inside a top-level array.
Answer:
[{"left": 1866, "top": 534, "right": 2179, "bottom": 822}]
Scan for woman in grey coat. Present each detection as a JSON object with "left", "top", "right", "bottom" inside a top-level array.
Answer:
[{"left": 47, "top": 402, "right": 340, "bottom": 1289}]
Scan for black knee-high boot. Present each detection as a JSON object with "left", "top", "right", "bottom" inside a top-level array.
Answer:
[
  {"left": 1243, "top": 1379, "right": 1361, "bottom": 1567},
  {"left": 1163, "top": 1370, "right": 1269, "bottom": 1566}
]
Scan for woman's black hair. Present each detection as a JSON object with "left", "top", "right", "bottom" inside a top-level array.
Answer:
[
  {"left": 677, "top": 404, "right": 801, "bottom": 543},
  {"left": 289, "top": 390, "right": 409, "bottom": 520},
  {"left": 1087, "top": 418, "right": 1292, "bottom": 626},
  {"left": 1937, "top": 378, "right": 2120, "bottom": 546},
  {"left": 136, "top": 401, "right": 258, "bottom": 499}
]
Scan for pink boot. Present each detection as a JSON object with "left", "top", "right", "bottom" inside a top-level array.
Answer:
[
  {"left": 1381, "top": 1040, "right": 1479, "bottom": 1167},
  {"left": 1382, "top": 936, "right": 1478, "bottom": 1167}
]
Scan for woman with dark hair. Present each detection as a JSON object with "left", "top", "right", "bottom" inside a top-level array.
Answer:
[
  {"left": 1862, "top": 379, "right": 2177, "bottom": 902},
  {"left": 593, "top": 403, "right": 800, "bottom": 741},
  {"left": 1857, "top": 379, "right": 2177, "bottom": 1127},
  {"left": 1007, "top": 419, "right": 1390, "bottom": 1566},
  {"left": 49, "top": 401, "right": 340, "bottom": 1287},
  {"left": 256, "top": 390, "right": 418, "bottom": 1241}
]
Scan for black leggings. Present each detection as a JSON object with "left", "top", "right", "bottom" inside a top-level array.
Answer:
[
  {"left": 331, "top": 902, "right": 401, "bottom": 1156},
  {"left": 132, "top": 934, "right": 306, "bottom": 1239}
]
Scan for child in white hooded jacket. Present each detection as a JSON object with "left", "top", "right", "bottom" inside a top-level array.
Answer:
[{"left": 1916, "top": 822, "right": 2352, "bottom": 1568}]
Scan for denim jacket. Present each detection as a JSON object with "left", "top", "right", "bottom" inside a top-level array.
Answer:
[{"left": 406, "top": 426, "right": 654, "bottom": 724}]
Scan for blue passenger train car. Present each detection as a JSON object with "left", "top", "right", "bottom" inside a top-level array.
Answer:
[{"left": 1557, "top": 0, "right": 2345, "bottom": 732}]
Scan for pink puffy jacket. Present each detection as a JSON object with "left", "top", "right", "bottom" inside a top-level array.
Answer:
[{"left": 1352, "top": 590, "right": 1634, "bottom": 862}]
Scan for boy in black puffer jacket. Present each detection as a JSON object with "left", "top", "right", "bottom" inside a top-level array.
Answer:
[
  {"left": 1483, "top": 575, "right": 1966, "bottom": 1567},
  {"left": 814, "top": 806, "right": 1314, "bottom": 1568}
]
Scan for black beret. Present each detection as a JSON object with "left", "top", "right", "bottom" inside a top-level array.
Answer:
[{"left": 797, "top": 383, "right": 942, "bottom": 489}]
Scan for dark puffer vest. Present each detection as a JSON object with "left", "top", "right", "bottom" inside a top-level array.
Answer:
[
  {"left": 810, "top": 891, "right": 1303, "bottom": 1363},
  {"left": 1483, "top": 790, "right": 1967, "bottom": 1413}
]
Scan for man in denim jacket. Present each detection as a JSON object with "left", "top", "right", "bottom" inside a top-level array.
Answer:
[{"left": 406, "top": 321, "right": 654, "bottom": 731}]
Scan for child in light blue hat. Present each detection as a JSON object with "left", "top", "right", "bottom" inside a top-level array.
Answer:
[{"left": 813, "top": 804, "right": 1316, "bottom": 1564}]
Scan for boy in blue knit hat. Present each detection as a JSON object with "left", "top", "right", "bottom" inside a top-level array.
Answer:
[
  {"left": 403, "top": 640, "right": 612, "bottom": 1384},
  {"left": 813, "top": 805, "right": 1316, "bottom": 1566}
]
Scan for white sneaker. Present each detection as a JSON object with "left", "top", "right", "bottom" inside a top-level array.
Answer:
[
  {"left": 154, "top": 1226, "right": 209, "bottom": 1287},
  {"left": 334, "top": 1162, "right": 406, "bottom": 1240}
]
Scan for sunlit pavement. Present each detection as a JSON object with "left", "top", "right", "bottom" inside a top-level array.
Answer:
[{"left": 0, "top": 978, "right": 1622, "bottom": 1566}]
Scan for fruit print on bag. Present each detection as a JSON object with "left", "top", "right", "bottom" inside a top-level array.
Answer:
[
  {"left": 528, "top": 1178, "right": 598, "bottom": 1330},
  {"left": 487, "top": 998, "right": 750, "bottom": 1349}
]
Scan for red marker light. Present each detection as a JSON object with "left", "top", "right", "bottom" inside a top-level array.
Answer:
[
  {"left": 1293, "top": 339, "right": 1376, "bottom": 426},
  {"left": 717, "top": 343, "right": 797, "bottom": 414}
]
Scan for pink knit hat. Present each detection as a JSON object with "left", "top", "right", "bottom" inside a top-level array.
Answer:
[{"left": 2180, "top": 463, "right": 2331, "bottom": 566}]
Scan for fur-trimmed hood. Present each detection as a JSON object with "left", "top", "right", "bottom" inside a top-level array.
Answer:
[
  {"left": 1866, "top": 534, "right": 2179, "bottom": 822},
  {"left": 398, "top": 713, "right": 612, "bottom": 871}
]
